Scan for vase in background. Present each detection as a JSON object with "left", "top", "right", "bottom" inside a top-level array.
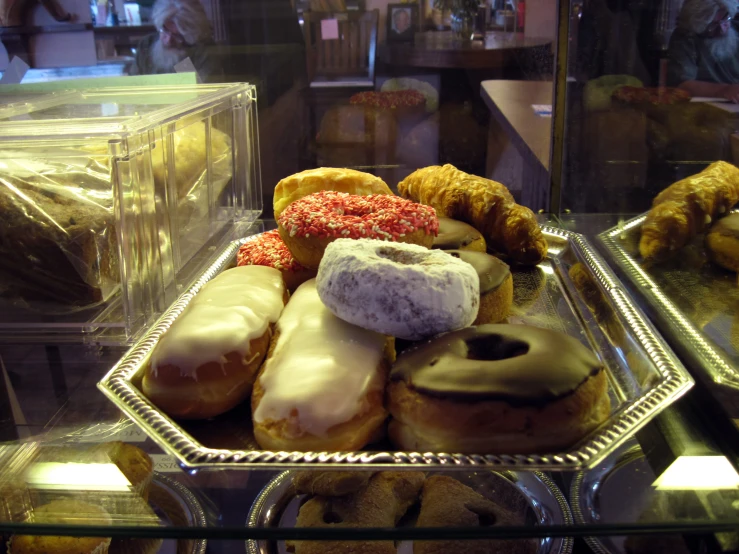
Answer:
[{"left": 450, "top": 9, "right": 475, "bottom": 40}]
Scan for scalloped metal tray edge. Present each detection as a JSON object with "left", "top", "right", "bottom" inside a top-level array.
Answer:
[
  {"left": 98, "top": 226, "right": 693, "bottom": 471},
  {"left": 598, "top": 214, "right": 739, "bottom": 390}
]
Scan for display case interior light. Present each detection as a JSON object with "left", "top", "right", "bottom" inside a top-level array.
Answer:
[
  {"left": 26, "top": 462, "right": 132, "bottom": 492},
  {"left": 653, "top": 456, "right": 739, "bottom": 490}
]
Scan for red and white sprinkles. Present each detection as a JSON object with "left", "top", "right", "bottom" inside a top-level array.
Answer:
[
  {"left": 237, "top": 230, "right": 305, "bottom": 272},
  {"left": 278, "top": 191, "right": 439, "bottom": 241}
]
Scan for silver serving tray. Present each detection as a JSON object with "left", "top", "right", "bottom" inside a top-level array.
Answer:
[
  {"left": 599, "top": 214, "right": 739, "bottom": 396},
  {"left": 246, "top": 470, "right": 573, "bottom": 554},
  {"left": 569, "top": 441, "right": 738, "bottom": 554},
  {"left": 570, "top": 443, "right": 646, "bottom": 554},
  {"left": 148, "top": 472, "right": 208, "bottom": 554},
  {"left": 98, "top": 226, "right": 693, "bottom": 471}
]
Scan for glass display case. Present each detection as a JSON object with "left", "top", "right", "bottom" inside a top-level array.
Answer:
[
  {"left": 0, "top": 84, "right": 261, "bottom": 345},
  {"left": 0, "top": 0, "right": 739, "bottom": 552}
]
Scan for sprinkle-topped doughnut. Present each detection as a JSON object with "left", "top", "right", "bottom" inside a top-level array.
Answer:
[
  {"left": 236, "top": 230, "right": 316, "bottom": 291},
  {"left": 279, "top": 190, "right": 438, "bottom": 240},
  {"left": 237, "top": 230, "right": 303, "bottom": 272},
  {"left": 277, "top": 191, "right": 439, "bottom": 269}
]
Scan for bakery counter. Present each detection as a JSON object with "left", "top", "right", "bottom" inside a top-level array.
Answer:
[{"left": 0, "top": 213, "right": 738, "bottom": 550}]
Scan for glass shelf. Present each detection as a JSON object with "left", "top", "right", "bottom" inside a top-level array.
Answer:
[{"left": 0, "top": 216, "right": 736, "bottom": 548}]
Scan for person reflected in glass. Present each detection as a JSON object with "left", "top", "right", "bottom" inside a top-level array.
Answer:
[
  {"left": 668, "top": 0, "right": 739, "bottom": 101},
  {"left": 129, "top": 0, "right": 222, "bottom": 82}
]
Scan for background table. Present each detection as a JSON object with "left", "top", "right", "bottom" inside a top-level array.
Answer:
[
  {"left": 481, "top": 79, "right": 553, "bottom": 210},
  {"left": 380, "top": 31, "right": 552, "bottom": 70}
]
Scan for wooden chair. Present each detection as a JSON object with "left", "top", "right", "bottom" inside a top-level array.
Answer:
[
  {"left": 302, "top": 10, "right": 379, "bottom": 88},
  {"left": 299, "top": 10, "right": 380, "bottom": 168}
]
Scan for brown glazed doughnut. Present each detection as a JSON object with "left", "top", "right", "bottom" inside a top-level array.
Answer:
[
  {"left": 445, "top": 250, "right": 513, "bottom": 324},
  {"left": 433, "top": 218, "right": 486, "bottom": 252},
  {"left": 387, "top": 324, "right": 610, "bottom": 454},
  {"left": 705, "top": 213, "right": 739, "bottom": 272}
]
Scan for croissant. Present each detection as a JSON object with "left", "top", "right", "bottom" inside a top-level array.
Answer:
[
  {"left": 640, "top": 161, "right": 739, "bottom": 260},
  {"left": 398, "top": 165, "right": 547, "bottom": 265}
]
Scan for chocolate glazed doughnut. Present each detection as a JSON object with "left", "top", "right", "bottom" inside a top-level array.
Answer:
[
  {"left": 387, "top": 324, "right": 610, "bottom": 454},
  {"left": 445, "top": 250, "right": 512, "bottom": 324},
  {"left": 433, "top": 218, "right": 487, "bottom": 252}
]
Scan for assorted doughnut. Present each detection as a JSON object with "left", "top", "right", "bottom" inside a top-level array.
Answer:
[
  {"left": 316, "top": 239, "right": 479, "bottom": 340},
  {"left": 277, "top": 190, "right": 439, "bottom": 268},
  {"left": 387, "top": 324, "right": 610, "bottom": 454},
  {"left": 252, "top": 279, "right": 390, "bottom": 452},
  {"left": 140, "top": 166, "right": 612, "bottom": 456},
  {"left": 433, "top": 217, "right": 486, "bottom": 252},
  {"left": 236, "top": 229, "right": 316, "bottom": 291},
  {"left": 143, "top": 265, "right": 287, "bottom": 419}
]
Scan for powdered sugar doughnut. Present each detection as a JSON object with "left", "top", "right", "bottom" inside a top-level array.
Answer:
[
  {"left": 277, "top": 190, "right": 439, "bottom": 269},
  {"left": 237, "top": 230, "right": 315, "bottom": 291},
  {"left": 316, "top": 238, "right": 479, "bottom": 340}
]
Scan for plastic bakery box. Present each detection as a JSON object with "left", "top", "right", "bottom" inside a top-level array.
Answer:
[{"left": 0, "top": 83, "right": 262, "bottom": 344}]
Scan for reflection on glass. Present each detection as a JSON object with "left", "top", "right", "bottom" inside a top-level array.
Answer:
[
  {"left": 654, "top": 456, "right": 739, "bottom": 490},
  {"left": 26, "top": 462, "right": 132, "bottom": 492}
]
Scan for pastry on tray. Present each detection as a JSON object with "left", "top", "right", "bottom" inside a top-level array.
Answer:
[
  {"left": 143, "top": 265, "right": 287, "bottom": 419},
  {"left": 705, "top": 212, "right": 739, "bottom": 272},
  {"left": 444, "top": 250, "right": 512, "bottom": 324},
  {"left": 288, "top": 471, "right": 425, "bottom": 554},
  {"left": 316, "top": 239, "right": 478, "bottom": 340},
  {"left": 251, "top": 279, "right": 392, "bottom": 452},
  {"left": 432, "top": 217, "right": 486, "bottom": 252},
  {"left": 388, "top": 324, "right": 610, "bottom": 454},
  {"left": 237, "top": 229, "right": 316, "bottom": 292},
  {"left": 8, "top": 500, "right": 113, "bottom": 554},
  {"left": 415, "top": 475, "right": 537, "bottom": 554},
  {"left": 273, "top": 167, "right": 393, "bottom": 218},
  {"left": 640, "top": 161, "right": 739, "bottom": 261},
  {"left": 291, "top": 471, "right": 376, "bottom": 497},
  {"left": 277, "top": 190, "right": 438, "bottom": 269},
  {"left": 398, "top": 164, "right": 547, "bottom": 265}
]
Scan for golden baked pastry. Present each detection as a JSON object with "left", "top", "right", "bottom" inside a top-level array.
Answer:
[
  {"left": 388, "top": 325, "right": 611, "bottom": 454},
  {"left": 415, "top": 476, "right": 536, "bottom": 554},
  {"left": 444, "top": 250, "right": 512, "bottom": 324},
  {"left": 433, "top": 218, "right": 487, "bottom": 252},
  {"left": 288, "top": 471, "right": 425, "bottom": 554},
  {"left": 273, "top": 168, "right": 393, "bottom": 218},
  {"left": 398, "top": 165, "right": 547, "bottom": 265},
  {"left": 291, "top": 471, "right": 375, "bottom": 497},
  {"left": 705, "top": 212, "right": 739, "bottom": 272},
  {"left": 251, "top": 280, "right": 393, "bottom": 452},
  {"left": 143, "top": 266, "right": 288, "bottom": 420},
  {"left": 88, "top": 442, "right": 154, "bottom": 501},
  {"left": 9, "top": 500, "right": 112, "bottom": 554},
  {"left": 640, "top": 161, "right": 739, "bottom": 261}
]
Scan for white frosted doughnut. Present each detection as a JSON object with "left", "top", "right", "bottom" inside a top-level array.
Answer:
[{"left": 316, "top": 238, "right": 479, "bottom": 340}]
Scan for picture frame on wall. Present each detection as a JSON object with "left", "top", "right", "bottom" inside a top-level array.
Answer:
[{"left": 387, "top": 3, "right": 417, "bottom": 42}]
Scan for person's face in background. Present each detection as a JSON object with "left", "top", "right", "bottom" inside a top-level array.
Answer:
[
  {"left": 159, "top": 18, "right": 187, "bottom": 48},
  {"left": 704, "top": 8, "right": 732, "bottom": 38},
  {"left": 394, "top": 9, "right": 410, "bottom": 34}
]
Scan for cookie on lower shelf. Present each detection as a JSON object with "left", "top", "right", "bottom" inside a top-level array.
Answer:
[
  {"left": 287, "top": 471, "right": 425, "bottom": 554},
  {"left": 415, "top": 475, "right": 537, "bottom": 554}
]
